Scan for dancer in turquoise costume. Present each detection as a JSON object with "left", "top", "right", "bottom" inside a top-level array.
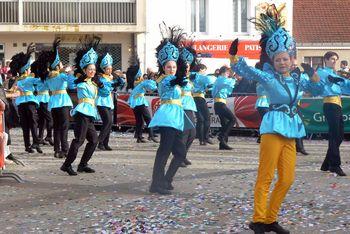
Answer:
[
  {"left": 174, "top": 45, "right": 198, "bottom": 166},
  {"left": 126, "top": 60, "right": 158, "bottom": 143},
  {"left": 96, "top": 52, "right": 125, "bottom": 151},
  {"left": 31, "top": 60, "right": 53, "bottom": 147},
  {"left": 211, "top": 66, "right": 236, "bottom": 150},
  {"left": 318, "top": 51, "right": 350, "bottom": 176},
  {"left": 9, "top": 43, "right": 43, "bottom": 154},
  {"left": 192, "top": 64, "right": 215, "bottom": 145},
  {"left": 229, "top": 5, "right": 323, "bottom": 233},
  {"left": 148, "top": 25, "right": 193, "bottom": 195},
  {"left": 31, "top": 39, "right": 76, "bottom": 158},
  {"left": 61, "top": 38, "right": 109, "bottom": 176}
]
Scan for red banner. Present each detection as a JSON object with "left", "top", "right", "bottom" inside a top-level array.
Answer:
[{"left": 192, "top": 40, "right": 261, "bottom": 59}]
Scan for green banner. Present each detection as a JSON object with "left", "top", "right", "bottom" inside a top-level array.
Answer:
[{"left": 299, "top": 97, "right": 350, "bottom": 133}]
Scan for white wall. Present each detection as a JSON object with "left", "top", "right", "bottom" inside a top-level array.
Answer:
[{"left": 143, "top": 0, "right": 293, "bottom": 73}]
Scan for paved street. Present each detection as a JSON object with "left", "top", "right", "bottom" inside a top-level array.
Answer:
[{"left": 0, "top": 128, "right": 349, "bottom": 233}]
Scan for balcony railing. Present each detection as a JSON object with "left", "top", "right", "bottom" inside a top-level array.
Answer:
[
  {"left": 0, "top": 0, "right": 136, "bottom": 25},
  {"left": 0, "top": 0, "right": 18, "bottom": 24}
]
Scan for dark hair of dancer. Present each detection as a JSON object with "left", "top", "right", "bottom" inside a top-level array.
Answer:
[
  {"left": 9, "top": 43, "right": 35, "bottom": 77},
  {"left": 31, "top": 39, "right": 61, "bottom": 81},
  {"left": 126, "top": 58, "right": 140, "bottom": 90}
]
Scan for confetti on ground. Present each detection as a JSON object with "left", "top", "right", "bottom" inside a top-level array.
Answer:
[{"left": 0, "top": 129, "right": 349, "bottom": 233}]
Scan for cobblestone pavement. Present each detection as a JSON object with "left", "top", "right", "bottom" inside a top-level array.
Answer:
[{"left": 0, "top": 128, "right": 349, "bottom": 233}]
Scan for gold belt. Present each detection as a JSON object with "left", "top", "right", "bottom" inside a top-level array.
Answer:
[
  {"left": 38, "top": 91, "right": 49, "bottom": 95},
  {"left": 134, "top": 93, "right": 144, "bottom": 98},
  {"left": 161, "top": 99, "right": 182, "bottom": 106},
  {"left": 193, "top": 93, "right": 205, "bottom": 98},
  {"left": 20, "top": 91, "right": 33, "bottom": 96},
  {"left": 52, "top": 90, "right": 67, "bottom": 95},
  {"left": 258, "top": 95, "right": 267, "bottom": 98},
  {"left": 323, "top": 96, "right": 342, "bottom": 107},
  {"left": 214, "top": 98, "right": 227, "bottom": 104},
  {"left": 78, "top": 98, "right": 95, "bottom": 106},
  {"left": 182, "top": 91, "right": 192, "bottom": 97}
]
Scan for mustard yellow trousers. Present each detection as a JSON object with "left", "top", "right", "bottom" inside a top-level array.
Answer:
[{"left": 253, "top": 134, "right": 296, "bottom": 224}]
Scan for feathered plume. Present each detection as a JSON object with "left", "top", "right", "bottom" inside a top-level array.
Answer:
[
  {"left": 249, "top": 3, "right": 286, "bottom": 66},
  {"left": 74, "top": 35, "right": 103, "bottom": 87},
  {"left": 30, "top": 39, "right": 61, "bottom": 81},
  {"left": 52, "top": 38, "right": 60, "bottom": 56},
  {"left": 249, "top": 4, "right": 285, "bottom": 38},
  {"left": 156, "top": 22, "right": 187, "bottom": 74},
  {"left": 9, "top": 43, "right": 35, "bottom": 76}
]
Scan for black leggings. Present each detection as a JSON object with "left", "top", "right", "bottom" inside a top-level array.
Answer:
[
  {"left": 194, "top": 97, "right": 210, "bottom": 142},
  {"left": 51, "top": 106, "right": 70, "bottom": 153},
  {"left": 133, "top": 105, "right": 152, "bottom": 139},
  {"left": 323, "top": 103, "right": 344, "bottom": 168},
  {"left": 18, "top": 102, "right": 40, "bottom": 148},
  {"left": 97, "top": 106, "right": 113, "bottom": 146},
  {"left": 214, "top": 102, "right": 235, "bottom": 140},
  {"left": 38, "top": 102, "right": 53, "bottom": 140},
  {"left": 64, "top": 113, "right": 98, "bottom": 167},
  {"left": 151, "top": 127, "right": 186, "bottom": 187}
]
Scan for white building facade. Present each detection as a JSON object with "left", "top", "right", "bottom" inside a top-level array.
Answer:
[
  {"left": 140, "top": 0, "right": 293, "bottom": 73},
  {"left": 0, "top": 0, "right": 146, "bottom": 70},
  {"left": 0, "top": 0, "right": 293, "bottom": 73}
]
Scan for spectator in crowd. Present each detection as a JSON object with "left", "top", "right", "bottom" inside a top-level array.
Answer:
[
  {"left": 339, "top": 60, "right": 349, "bottom": 72},
  {"left": 337, "top": 60, "right": 350, "bottom": 79},
  {"left": 214, "top": 68, "right": 220, "bottom": 77}
]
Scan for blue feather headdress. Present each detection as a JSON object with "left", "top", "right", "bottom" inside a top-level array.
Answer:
[
  {"left": 249, "top": 4, "right": 296, "bottom": 60},
  {"left": 156, "top": 23, "right": 186, "bottom": 72}
]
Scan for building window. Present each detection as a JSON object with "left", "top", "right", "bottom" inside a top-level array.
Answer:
[
  {"left": 304, "top": 56, "right": 324, "bottom": 69},
  {"left": 191, "top": 0, "right": 206, "bottom": 33},
  {"left": 233, "top": 0, "right": 248, "bottom": 33}
]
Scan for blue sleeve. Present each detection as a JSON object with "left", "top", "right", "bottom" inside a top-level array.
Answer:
[
  {"left": 323, "top": 72, "right": 350, "bottom": 94},
  {"left": 98, "top": 81, "right": 112, "bottom": 97},
  {"left": 299, "top": 73, "right": 324, "bottom": 96},
  {"left": 111, "top": 76, "right": 126, "bottom": 90},
  {"left": 231, "top": 57, "right": 274, "bottom": 84},
  {"left": 76, "top": 82, "right": 87, "bottom": 97},
  {"left": 159, "top": 75, "right": 176, "bottom": 95},
  {"left": 143, "top": 80, "right": 157, "bottom": 91},
  {"left": 63, "top": 73, "right": 77, "bottom": 89},
  {"left": 27, "top": 77, "right": 40, "bottom": 86},
  {"left": 225, "top": 78, "right": 236, "bottom": 89},
  {"left": 100, "top": 77, "right": 114, "bottom": 92},
  {"left": 339, "top": 79, "right": 350, "bottom": 95}
]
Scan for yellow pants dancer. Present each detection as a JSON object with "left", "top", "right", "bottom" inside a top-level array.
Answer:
[{"left": 253, "top": 134, "right": 296, "bottom": 224}]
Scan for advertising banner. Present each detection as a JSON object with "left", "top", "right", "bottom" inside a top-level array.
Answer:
[
  {"left": 299, "top": 97, "right": 350, "bottom": 133},
  {"left": 115, "top": 95, "right": 350, "bottom": 134}
]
